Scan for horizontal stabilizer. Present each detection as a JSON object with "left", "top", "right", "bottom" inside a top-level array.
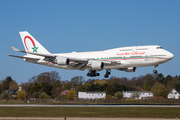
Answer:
[
  {"left": 11, "top": 46, "right": 21, "bottom": 52},
  {"left": 7, "top": 54, "right": 40, "bottom": 60},
  {"left": 11, "top": 46, "right": 55, "bottom": 58}
]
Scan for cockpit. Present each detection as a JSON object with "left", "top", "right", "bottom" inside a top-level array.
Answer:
[{"left": 157, "top": 47, "right": 163, "bottom": 49}]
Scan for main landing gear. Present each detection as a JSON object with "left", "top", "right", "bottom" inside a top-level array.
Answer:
[
  {"left": 104, "top": 69, "right": 111, "bottom": 78},
  {"left": 87, "top": 70, "right": 100, "bottom": 77},
  {"left": 153, "top": 65, "right": 158, "bottom": 74},
  {"left": 87, "top": 69, "right": 111, "bottom": 78}
]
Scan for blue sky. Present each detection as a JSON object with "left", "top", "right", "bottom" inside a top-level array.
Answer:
[{"left": 0, "top": 0, "right": 180, "bottom": 84}]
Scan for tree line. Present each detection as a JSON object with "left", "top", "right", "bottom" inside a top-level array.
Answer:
[{"left": 0, "top": 71, "right": 180, "bottom": 99}]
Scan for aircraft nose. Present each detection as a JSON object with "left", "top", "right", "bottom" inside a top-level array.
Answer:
[{"left": 168, "top": 52, "right": 174, "bottom": 59}]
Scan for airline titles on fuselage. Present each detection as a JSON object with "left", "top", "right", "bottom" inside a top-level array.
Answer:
[{"left": 116, "top": 51, "right": 146, "bottom": 56}]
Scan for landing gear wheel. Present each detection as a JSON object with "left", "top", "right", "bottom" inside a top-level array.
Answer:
[
  {"left": 104, "top": 75, "right": 109, "bottom": 78},
  {"left": 87, "top": 73, "right": 91, "bottom": 76},
  {"left": 153, "top": 70, "right": 157, "bottom": 74},
  {"left": 153, "top": 65, "right": 158, "bottom": 74},
  {"left": 96, "top": 73, "right": 100, "bottom": 76},
  {"left": 107, "top": 72, "right": 111, "bottom": 75},
  {"left": 104, "top": 69, "right": 111, "bottom": 78},
  {"left": 87, "top": 70, "right": 100, "bottom": 77}
]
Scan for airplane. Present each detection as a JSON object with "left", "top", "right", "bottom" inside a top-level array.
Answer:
[{"left": 8, "top": 31, "right": 174, "bottom": 78}]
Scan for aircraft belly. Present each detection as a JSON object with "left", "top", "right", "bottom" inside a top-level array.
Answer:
[
  {"left": 103, "top": 63, "right": 128, "bottom": 69},
  {"left": 130, "top": 59, "right": 145, "bottom": 67},
  {"left": 143, "top": 58, "right": 160, "bottom": 66},
  {"left": 25, "top": 57, "right": 169, "bottom": 71}
]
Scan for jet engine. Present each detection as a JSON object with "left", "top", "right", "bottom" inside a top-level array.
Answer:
[
  {"left": 56, "top": 57, "right": 70, "bottom": 65},
  {"left": 91, "top": 62, "right": 104, "bottom": 70},
  {"left": 117, "top": 67, "right": 136, "bottom": 72}
]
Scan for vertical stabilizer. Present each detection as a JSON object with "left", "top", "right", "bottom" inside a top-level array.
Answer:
[{"left": 19, "top": 31, "right": 50, "bottom": 54}]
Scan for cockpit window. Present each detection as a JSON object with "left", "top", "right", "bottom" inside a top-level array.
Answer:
[{"left": 157, "top": 47, "right": 163, "bottom": 49}]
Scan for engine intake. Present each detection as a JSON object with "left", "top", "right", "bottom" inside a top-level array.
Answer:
[
  {"left": 91, "top": 62, "right": 104, "bottom": 70},
  {"left": 56, "top": 57, "right": 70, "bottom": 65}
]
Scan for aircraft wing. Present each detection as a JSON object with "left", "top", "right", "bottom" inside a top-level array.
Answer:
[
  {"left": 10, "top": 47, "right": 122, "bottom": 71},
  {"left": 11, "top": 46, "right": 122, "bottom": 64},
  {"left": 11, "top": 46, "right": 88, "bottom": 63},
  {"left": 68, "top": 57, "right": 88, "bottom": 63}
]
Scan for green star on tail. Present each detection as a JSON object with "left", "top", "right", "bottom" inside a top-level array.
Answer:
[{"left": 32, "top": 45, "right": 38, "bottom": 53}]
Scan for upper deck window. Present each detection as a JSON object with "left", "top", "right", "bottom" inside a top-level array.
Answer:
[
  {"left": 136, "top": 48, "right": 148, "bottom": 50},
  {"left": 120, "top": 49, "right": 132, "bottom": 51},
  {"left": 157, "top": 47, "right": 163, "bottom": 49},
  {"left": 150, "top": 55, "right": 166, "bottom": 56}
]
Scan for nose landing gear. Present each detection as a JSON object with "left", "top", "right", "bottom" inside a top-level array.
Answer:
[
  {"left": 153, "top": 70, "right": 157, "bottom": 74},
  {"left": 153, "top": 65, "right": 158, "bottom": 74}
]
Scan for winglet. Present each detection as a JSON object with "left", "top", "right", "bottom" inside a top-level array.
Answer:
[{"left": 11, "top": 46, "right": 20, "bottom": 52}]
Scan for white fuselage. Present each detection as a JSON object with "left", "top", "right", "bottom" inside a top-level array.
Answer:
[
  {"left": 33, "top": 45, "right": 173, "bottom": 71},
  {"left": 9, "top": 31, "right": 174, "bottom": 78}
]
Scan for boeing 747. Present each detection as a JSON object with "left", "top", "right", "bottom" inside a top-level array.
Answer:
[{"left": 8, "top": 31, "right": 174, "bottom": 78}]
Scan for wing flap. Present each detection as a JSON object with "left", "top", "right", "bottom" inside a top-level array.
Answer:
[
  {"left": 69, "top": 57, "right": 88, "bottom": 63},
  {"left": 67, "top": 62, "right": 87, "bottom": 71}
]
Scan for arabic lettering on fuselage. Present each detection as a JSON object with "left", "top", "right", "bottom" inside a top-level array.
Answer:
[{"left": 116, "top": 51, "right": 145, "bottom": 56}]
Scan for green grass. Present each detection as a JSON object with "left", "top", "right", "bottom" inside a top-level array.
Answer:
[{"left": 0, "top": 107, "right": 179, "bottom": 118}]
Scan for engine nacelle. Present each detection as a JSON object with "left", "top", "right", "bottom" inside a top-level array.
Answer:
[
  {"left": 91, "top": 62, "right": 104, "bottom": 70},
  {"left": 56, "top": 57, "right": 70, "bottom": 65},
  {"left": 118, "top": 67, "right": 136, "bottom": 72}
]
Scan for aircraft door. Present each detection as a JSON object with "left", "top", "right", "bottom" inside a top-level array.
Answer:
[
  {"left": 143, "top": 52, "right": 154, "bottom": 65},
  {"left": 97, "top": 55, "right": 101, "bottom": 60}
]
